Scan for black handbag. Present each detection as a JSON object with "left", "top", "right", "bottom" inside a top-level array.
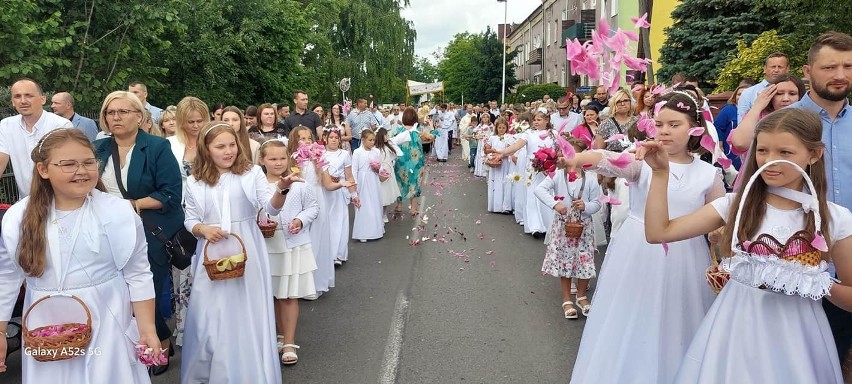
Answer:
[{"left": 111, "top": 142, "right": 196, "bottom": 270}]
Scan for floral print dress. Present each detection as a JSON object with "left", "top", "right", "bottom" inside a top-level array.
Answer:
[{"left": 391, "top": 125, "right": 426, "bottom": 200}]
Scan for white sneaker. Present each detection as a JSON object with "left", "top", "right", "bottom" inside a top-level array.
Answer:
[
  {"left": 570, "top": 280, "right": 578, "bottom": 295},
  {"left": 303, "top": 291, "right": 323, "bottom": 301},
  {"left": 360, "top": 239, "right": 367, "bottom": 243},
  {"left": 384, "top": 215, "right": 389, "bottom": 223},
  {"left": 334, "top": 259, "right": 343, "bottom": 266}
]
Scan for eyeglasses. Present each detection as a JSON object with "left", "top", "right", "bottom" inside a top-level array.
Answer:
[
  {"left": 49, "top": 159, "right": 100, "bottom": 173},
  {"left": 105, "top": 109, "right": 138, "bottom": 118},
  {"left": 615, "top": 99, "right": 630, "bottom": 105}
]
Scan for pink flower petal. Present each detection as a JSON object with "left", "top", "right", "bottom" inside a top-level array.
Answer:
[
  {"left": 605, "top": 134, "right": 627, "bottom": 143},
  {"left": 654, "top": 101, "right": 666, "bottom": 116},
  {"left": 688, "top": 127, "right": 705, "bottom": 136},
  {"left": 623, "top": 30, "right": 639, "bottom": 41},
  {"left": 557, "top": 132, "right": 576, "bottom": 160},
  {"left": 662, "top": 241, "right": 669, "bottom": 255},
  {"left": 812, "top": 232, "right": 828, "bottom": 252},
  {"left": 700, "top": 134, "right": 716, "bottom": 153},
  {"left": 717, "top": 157, "right": 732, "bottom": 170},
  {"left": 608, "top": 152, "right": 633, "bottom": 168},
  {"left": 581, "top": 163, "right": 594, "bottom": 168},
  {"left": 631, "top": 13, "right": 651, "bottom": 29},
  {"left": 651, "top": 84, "right": 665, "bottom": 95}
]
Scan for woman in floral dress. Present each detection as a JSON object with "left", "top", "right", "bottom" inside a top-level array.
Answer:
[{"left": 390, "top": 108, "right": 430, "bottom": 216}]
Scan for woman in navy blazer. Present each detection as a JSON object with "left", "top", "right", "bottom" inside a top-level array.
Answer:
[{"left": 93, "top": 91, "right": 183, "bottom": 375}]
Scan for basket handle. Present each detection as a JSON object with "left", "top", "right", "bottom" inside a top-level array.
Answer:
[
  {"left": 730, "top": 160, "right": 821, "bottom": 251},
  {"left": 23, "top": 294, "right": 92, "bottom": 333},
  {"left": 203, "top": 233, "right": 248, "bottom": 264},
  {"left": 709, "top": 244, "right": 719, "bottom": 269}
]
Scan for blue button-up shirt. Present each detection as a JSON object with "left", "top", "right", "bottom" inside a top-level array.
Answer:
[
  {"left": 737, "top": 79, "right": 770, "bottom": 123},
  {"left": 791, "top": 93, "right": 852, "bottom": 207}
]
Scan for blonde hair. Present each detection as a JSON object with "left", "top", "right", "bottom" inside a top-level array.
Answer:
[
  {"left": 257, "top": 139, "right": 289, "bottom": 176},
  {"left": 192, "top": 122, "right": 252, "bottom": 185},
  {"left": 607, "top": 89, "right": 634, "bottom": 117},
  {"left": 176, "top": 96, "right": 210, "bottom": 145},
  {"left": 20, "top": 129, "right": 106, "bottom": 277},
  {"left": 159, "top": 106, "right": 177, "bottom": 137},
  {"left": 142, "top": 109, "right": 163, "bottom": 137},
  {"left": 98, "top": 91, "right": 145, "bottom": 134}
]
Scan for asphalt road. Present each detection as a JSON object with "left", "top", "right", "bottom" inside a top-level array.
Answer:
[{"left": 1, "top": 150, "right": 603, "bottom": 384}]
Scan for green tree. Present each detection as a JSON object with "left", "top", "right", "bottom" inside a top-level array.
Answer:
[
  {"left": 0, "top": 0, "right": 70, "bottom": 84},
  {"left": 714, "top": 30, "right": 801, "bottom": 93},
  {"left": 438, "top": 28, "right": 517, "bottom": 103},
  {"left": 758, "top": 0, "right": 852, "bottom": 58},
  {"left": 657, "top": 0, "right": 781, "bottom": 86}
]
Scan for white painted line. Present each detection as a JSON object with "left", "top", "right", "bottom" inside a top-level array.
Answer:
[{"left": 378, "top": 291, "right": 410, "bottom": 384}]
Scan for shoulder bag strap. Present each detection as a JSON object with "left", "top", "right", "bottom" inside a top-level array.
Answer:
[{"left": 111, "top": 140, "right": 172, "bottom": 244}]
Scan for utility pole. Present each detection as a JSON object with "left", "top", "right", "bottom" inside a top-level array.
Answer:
[{"left": 498, "top": 0, "right": 508, "bottom": 105}]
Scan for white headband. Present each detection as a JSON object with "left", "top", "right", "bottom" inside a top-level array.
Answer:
[
  {"left": 37, "top": 128, "right": 70, "bottom": 154},
  {"left": 200, "top": 122, "right": 232, "bottom": 139}
]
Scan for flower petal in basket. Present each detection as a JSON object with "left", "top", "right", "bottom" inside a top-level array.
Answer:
[{"left": 216, "top": 253, "right": 246, "bottom": 272}]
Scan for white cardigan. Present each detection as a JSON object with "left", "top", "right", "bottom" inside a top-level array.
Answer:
[
  {"left": 534, "top": 169, "right": 603, "bottom": 218},
  {"left": 274, "top": 182, "right": 319, "bottom": 248}
]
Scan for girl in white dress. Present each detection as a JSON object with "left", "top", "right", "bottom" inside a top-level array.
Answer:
[
  {"left": 510, "top": 116, "right": 531, "bottom": 227},
  {"left": 534, "top": 138, "right": 602, "bottom": 320},
  {"left": 641, "top": 108, "right": 852, "bottom": 383},
  {"left": 496, "top": 111, "right": 558, "bottom": 236},
  {"left": 320, "top": 129, "right": 358, "bottom": 266},
  {"left": 351, "top": 130, "right": 385, "bottom": 242},
  {"left": 473, "top": 113, "right": 494, "bottom": 177},
  {"left": 375, "top": 127, "right": 402, "bottom": 220},
  {"left": 484, "top": 118, "right": 515, "bottom": 213},
  {"left": 567, "top": 93, "right": 724, "bottom": 384},
  {"left": 181, "top": 122, "right": 294, "bottom": 384},
  {"left": 288, "top": 126, "right": 333, "bottom": 297},
  {"left": 0, "top": 129, "right": 159, "bottom": 383},
  {"left": 258, "top": 140, "right": 319, "bottom": 366}
]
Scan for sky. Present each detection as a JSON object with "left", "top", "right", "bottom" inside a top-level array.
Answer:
[{"left": 400, "top": 0, "right": 541, "bottom": 61}]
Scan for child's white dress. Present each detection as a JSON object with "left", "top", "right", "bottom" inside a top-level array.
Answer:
[
  {"left": 379, "top": 145, "right": 402, "bottom": 206},
  {"left": 264, "top": 181, "right": 318, "bottom": 299},
  {"left": 512, "top": 146, "right": 528, "bottom": 226},
  {"left": 181, "top": 167, "right": 281, "bottom": 384},
  {"left": 0, "top": 192, "right": 154, "bottom": 384},
  {"left": 352, "top": 147, "right": 385, "bottom": 240},
  {"left": 570, "top": 154, "right": 724, "bottom": 384},
  {"left": 486, "top": 134, "right": 515, "bottom": 213},
  {"left": 673, "top": 195, "right": 851, "bottom": 384},
  {"left": 521, "top": 129, "right": 557, "bottom": 235},
  {"left": 302, "top": 161, "right": 334, "bottom": 293},
  {"left": 323, "top": 149, "right": 352, "bottom": 262},
  {"left": 473, "top": 124, "right": 493, "bottom": 177}
]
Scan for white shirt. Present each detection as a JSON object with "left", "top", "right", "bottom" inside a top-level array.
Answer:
[
  {"left": 101, "top": 148, "right": 134, "bottom": 198},
  {"left": 550, "top": 111, "right": 583, "bottom": 133},
  {"left": 0, "top": 111, "right": 73, "bottom": 198}
]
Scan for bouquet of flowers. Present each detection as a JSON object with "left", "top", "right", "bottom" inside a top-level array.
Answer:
[
  {"left": 369, "top": 160, "right": 382, "bottom": 173},
  {"left": 292, "top": 142, "right": 328, "bottom": 168},
  {"left": 530, "top": 147, "right": 558, "bottom": 177},
  {"left": 509, "top": 121, "right": 529, "bottom": 135}
]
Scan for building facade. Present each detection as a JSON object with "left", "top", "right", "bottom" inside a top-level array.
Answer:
[{"left": 503, "top": 0, "right": 652, "bottom": 93}]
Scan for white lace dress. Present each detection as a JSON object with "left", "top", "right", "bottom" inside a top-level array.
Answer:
[{"left": 673, "top": 195, "right": 851, "bottom": 383}]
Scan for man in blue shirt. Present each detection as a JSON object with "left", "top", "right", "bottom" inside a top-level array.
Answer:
[
  {"left": 790, "top": 31, "right": 852, "bottom": 368},
  {"left": 50, "top": 92, "right": 98, "bottom": 142},
  {"left": 128, "top": 81, "right": 163, "bottom": 126},
  {"left": 737, "top": 53, "right": 789, "bottom": 123}
]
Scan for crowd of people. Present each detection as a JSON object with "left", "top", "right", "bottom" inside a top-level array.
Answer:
[{"left": 0, "top": 28, "right": 850, "bottom": 384}]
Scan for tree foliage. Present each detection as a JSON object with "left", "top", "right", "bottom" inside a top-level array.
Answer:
[
  {"left": 714, "top": 30, "right": 802, "bottom": 93},
  {"left": 437, "top": 27, "right": 517, "bottom": 103},
  {"left": 0, "top": 0, "right": 416, "bottom": 110},
  {"left": 411, "top": 56, "right": 440, "bottom": 84},
  {"left": 509, "top": 83, "right": 567, "bottom": 104},
  {"left": 657, "top": 0, "right": 781, "bottom": 86},
  {"left": 759, "top": 0, "right": 852, "bottom": 58}
]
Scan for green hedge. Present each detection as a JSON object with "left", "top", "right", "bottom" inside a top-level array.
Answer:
[{"left": 509, "top": 84, "right": 569, "bottom": 104}]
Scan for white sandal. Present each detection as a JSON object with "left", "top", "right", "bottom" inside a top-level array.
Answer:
[
  {"left": 576, "top": 296, "right": 591, "bottom": 317},
  {"left": 562, "top": 301, "right": 578, "bottom": 319},
  {"left": 276, "top": 335, "right": 285, "bottom": 354},
  {"left": 281, "top": 344, "right": 300, "bottom": 365}
]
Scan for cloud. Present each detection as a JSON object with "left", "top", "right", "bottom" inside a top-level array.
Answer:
[{"left": 401, "top": 0, "right": 541, "bottom": 60}]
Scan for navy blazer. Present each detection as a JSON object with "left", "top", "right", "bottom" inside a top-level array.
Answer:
[{"left": 94, "top": 130, "right": 184, "bottom": 267}]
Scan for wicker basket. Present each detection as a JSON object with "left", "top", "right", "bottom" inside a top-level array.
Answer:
[
  {"left": 203, "top": 233, "right": 248, "bottom": 281},
  {"left": 563, "top": 211, "right": 584, "bottom": 239},
  {"left": 22, "top": 294, "right": 92, "bottom": 362},
  {"left": 256, "top": 209, "right": 277, "bottom": 239},
  {"left": 705, "top": 246, "right": 730, "bottom": 294}
]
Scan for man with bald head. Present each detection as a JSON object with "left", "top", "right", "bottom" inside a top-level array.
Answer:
[
  {"left": 128, "top": 81, "right": 163, "bottom": 126},
  {"left": 51, "top": 92, "right": 98, "bottom": 141},
  {"left": 0, "top": 78, "right": 73, "bottom": 198}
]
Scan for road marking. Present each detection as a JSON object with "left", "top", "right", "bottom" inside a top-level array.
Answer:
[{"left": 378, "top": 291, "right": 410, "bottom": 384}]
